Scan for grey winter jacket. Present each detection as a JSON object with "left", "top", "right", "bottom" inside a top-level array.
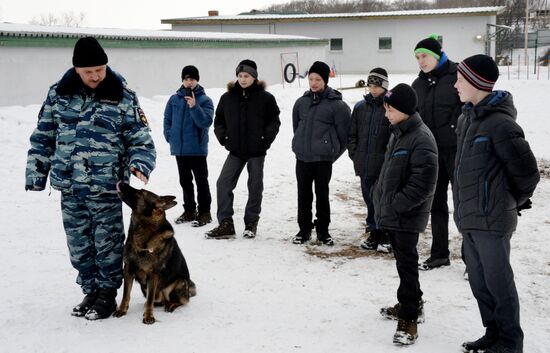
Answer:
[
  {"left": 453, "top": 91, "right": 539, "bottom": 234},
  {"left": 372, "top": 113, "right": 439, "bottom": 233},
  {"left": 348, "top": 93, "right": 390, "bottom": 177},
  {"left": 292, "top": 87, "right": 351, "bottom": 162}
]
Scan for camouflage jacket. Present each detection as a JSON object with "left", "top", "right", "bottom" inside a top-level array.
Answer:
[{"left": 25, "top": 67, "right": 156, "bottom": 196}]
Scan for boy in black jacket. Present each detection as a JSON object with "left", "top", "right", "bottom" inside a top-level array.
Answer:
[
  {"left": 348, "top": 67, "right": 391, "bottom": 252},
  {"left": 373, "top": 83, "right": 438, "bottom": 345},
  {"left": 454, "top": 54, "right": 539, "bottom": 353}
]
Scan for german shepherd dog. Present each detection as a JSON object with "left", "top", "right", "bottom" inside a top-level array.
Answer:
[{"left": 114, "top": 182, "right": 196, "bottom": 324}]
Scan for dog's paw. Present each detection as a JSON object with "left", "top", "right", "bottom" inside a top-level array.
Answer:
[
  {"left": 143, "top": 314, "right": 156, "bottom": 324},
  {"left": 113, "top": 309, "right": 127, "bottom": 318}
]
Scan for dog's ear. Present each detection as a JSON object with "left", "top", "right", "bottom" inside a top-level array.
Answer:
[{"left": 157, "top": 196, "right": 177, "bottom": 210}]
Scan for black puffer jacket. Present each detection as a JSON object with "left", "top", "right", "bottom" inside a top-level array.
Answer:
[
  {"left": 372, "top": 113, "right": 438, "bottom": 233},
  {"left": 348, "top": 93, "right": 390, "bottom": 177},
  {"left": 292, "top": 87, "right": 351, "bottom": 162},
  {"left": 453, "top": 91, "right": 539, "bottom": 233},
  {"left": 214, "top": 80, "right": 280, "bottom": 159},
  {"left": 412, "top": 57, "right": 462, "bottom": 150}
]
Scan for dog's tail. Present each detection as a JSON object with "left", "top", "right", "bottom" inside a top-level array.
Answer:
[{"left": 189, "top": 280, "right": 197, "bottom": 297}]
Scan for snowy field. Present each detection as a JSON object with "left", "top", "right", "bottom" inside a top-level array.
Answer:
[{"left": 0, "top": 73, "right": 549, "bottom": 353}]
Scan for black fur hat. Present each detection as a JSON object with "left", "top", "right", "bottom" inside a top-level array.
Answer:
[{"left": 72, "top": 37, "right": 108, "bottom": 68}]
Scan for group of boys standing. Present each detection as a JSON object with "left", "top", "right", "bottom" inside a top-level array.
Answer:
[{"left": 26, "top": 35, "right": 539, "bottom": 353}]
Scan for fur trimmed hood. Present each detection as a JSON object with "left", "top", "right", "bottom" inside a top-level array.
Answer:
[
  {"left": 226, "top": 80, "right": 267, "bottom": 94},
  {"left": 55, "top": 66, "right": 125, "bottom": 102}
]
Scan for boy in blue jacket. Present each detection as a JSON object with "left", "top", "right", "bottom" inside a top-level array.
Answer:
[{"left": 164, "top": 65, "right": 214, "bottom": 227}]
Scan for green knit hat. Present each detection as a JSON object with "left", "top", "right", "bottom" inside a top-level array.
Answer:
[{"left": 414, "top": 34, "right": 442, "bottom": 60}]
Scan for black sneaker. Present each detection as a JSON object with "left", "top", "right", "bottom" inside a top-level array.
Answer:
[
  {"left": 316, "top": 230, "right": 334, "bottom": 246},
  {"left": 71, "top": 291, "right": 98, "bottom": 317},
  {"left": 462, "top": 335, "right": 498, "bottom": 352},
  {"left": 243, "top": 222, "right": 258, "bottom": 239},
  {"left": 380, "top": 300, "right": 425, "bottom": 324},
  {"left": 191, "top": 212, "right": 212, "bottom": 227},
  {"left": 376, "top": 230, "right": 392, "bottom": 253},
  {"left": 360, "top": 231, "right": 378, "bottom": 250},
  {"left": 175, "top": 210, "right": 197, "bottom": 224},
  {"left": 84, "top": 288, "right": 117, "bottom": 320},
  {"left": 292, "top": 230, "right": 311, "bottom": 244},
  {"left": 205, "top": 218, "right": 236, "bottom": 239},
  {"left": 419, "top": 257, "right": 451, "bottom": 271}
]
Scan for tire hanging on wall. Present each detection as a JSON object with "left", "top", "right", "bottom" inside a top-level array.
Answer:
[{"left": 284, "top": 63, "right": 297, "bottom": 83}]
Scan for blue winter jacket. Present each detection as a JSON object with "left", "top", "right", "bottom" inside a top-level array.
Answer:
[{"left": 163, "top": 84, "right": 214, "bottom": 156}]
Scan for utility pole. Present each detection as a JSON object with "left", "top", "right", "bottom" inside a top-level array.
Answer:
[{"left": 525, "top": 0, "right": 530, "bottom": 65}]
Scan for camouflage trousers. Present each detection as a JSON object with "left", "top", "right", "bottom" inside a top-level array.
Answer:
[{"left": 61, "top": 192, "right": 124, "bottom": 294}]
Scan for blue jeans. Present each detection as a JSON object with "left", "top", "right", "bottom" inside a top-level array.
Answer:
[{"left": 360, "top": 175, "right": 377, "bottom": 231}]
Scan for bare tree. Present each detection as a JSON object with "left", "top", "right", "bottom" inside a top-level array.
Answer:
[{"left": 30, "top": 11, "right": 86, "bottom": 27}]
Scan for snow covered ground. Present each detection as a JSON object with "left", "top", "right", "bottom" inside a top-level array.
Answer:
[{"left": 0, "top": 73, "right": 549, "bottom": 353}]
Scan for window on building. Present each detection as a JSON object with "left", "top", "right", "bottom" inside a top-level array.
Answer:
[
  {"left": 379, "top": 37, "right": 392, "bottom": 50},
  {"left": 330, "top": 38, "right": 343, "bottom": 51}
]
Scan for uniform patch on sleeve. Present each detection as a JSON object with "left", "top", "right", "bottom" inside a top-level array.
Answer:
[{"left": 136, "top": 107, "right": 149, "bottom": 127}]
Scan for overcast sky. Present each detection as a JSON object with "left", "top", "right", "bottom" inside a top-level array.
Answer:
[{"left": 0, "top": 0, "right": 292, "bottom": 29}]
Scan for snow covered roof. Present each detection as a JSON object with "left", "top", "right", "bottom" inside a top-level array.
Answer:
[
  {"left": 0, "top": 22, "right": 323, "bottom": 43},
  {"left": 162, "top": 6, "right": 504, "bottom": 25}
]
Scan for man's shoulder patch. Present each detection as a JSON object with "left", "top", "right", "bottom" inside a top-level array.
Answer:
[{"left": 137, "top": 108, "right": 149, "bottom": 127}]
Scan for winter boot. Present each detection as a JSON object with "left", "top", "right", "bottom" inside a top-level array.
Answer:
[
  {"left": 243, "top": 221, "right": 258, "bottom": 239},
  {"left": 292, "top": 230, "right": 311, "bottom": 244},
  {"left": 191, "top": 212, "right": 212, "bottom": 227},
  {"left": 484, "top": 343, "right": 523, "bottom": 353},
  {"left": 71, "top": 291, "right": 98, "bottom": 317},
  {"left": 380, "top": 300, "right": 425, "bottom": 324},
  {"left": 462, "top": 334, "right": 498, "bottom": 352},
  {"left": 84, "top": 288, "right": 117, "bottom": 320},
  {"left": 418, "top": 257, "right": 451, "bottom": 271},
  {"left": 376, "top": 230, "right": 392, "bottom": 253},
  {"left": 393, "top": 318, "right": 418, "bottom": 345},
  {"left": 205, "top": 218, "right": 236, "bottom": 239},
  {"left": 175, "top": 210, "right": 197, "bottom": 224}
]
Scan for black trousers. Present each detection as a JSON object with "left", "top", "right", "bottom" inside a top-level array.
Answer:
[
  {"left": 296, "top": 160, "right": 332, "bottom": 232},
  {"left": 176, "top": 156, "right": 211, "bottom": 213},
  {"left": 430, "top": 148, "right": 456, "bottom": 259},
  {"left": 388, "top": 230, "right": 423, "bottom": 321},
  {"left": 463, "top": 231, "right": 523, "bottom": 350}
]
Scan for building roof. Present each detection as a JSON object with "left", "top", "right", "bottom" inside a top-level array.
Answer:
[
  {"left": 162, "top": 6, "right": 504, "bottom": 25},
  {"left": 0, "top": 22, "right": 321, "bottom": 42}
]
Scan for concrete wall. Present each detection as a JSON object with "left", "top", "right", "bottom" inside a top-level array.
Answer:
[
  {"left": 0, "top": 45, "right": 325, "bottom": 106},
  {"left": 174, "top": 14, "right": 495, "bottom": 73}
]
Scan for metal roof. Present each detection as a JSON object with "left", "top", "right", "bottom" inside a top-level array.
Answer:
[{"left": 162, "top": 6, "right": 504, "bottom": 24}]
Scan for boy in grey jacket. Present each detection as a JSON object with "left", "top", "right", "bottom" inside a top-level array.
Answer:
[{"left": 291, "top": 61, "right": 351, "bottom": 246}]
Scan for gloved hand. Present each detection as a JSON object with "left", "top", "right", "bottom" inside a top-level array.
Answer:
[{"left": 517, "top": 199, "right": 532, "bottom": 216}]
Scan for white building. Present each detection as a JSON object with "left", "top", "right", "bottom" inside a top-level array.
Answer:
[
  {"left": 0, "top": 23, "right": 327, "bottom": 106},
  {"left": 162, "top": 6, "right": 504, "bottom": 73}
]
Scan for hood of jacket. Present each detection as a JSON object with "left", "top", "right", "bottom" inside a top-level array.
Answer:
[
  {"left": 363, "top": 92, "right": 384, "bottom": 105},
  {"left": 55, "top": 66, "right": 125, "bottom": 102},
  {"left": 463, "top": 90, "right": 517, "bottom": 121},
  {"left": 389, "top": 112, "right": 423, "bottom": 138},
  {"left": 301, "top": 86, "right": 343, "bottom": 101},
  {"left": 226, "top": 80, "right": 267, "bottom": 94},
  {"left": 176, "top": 84, "right": 206, "bottom": 98}
]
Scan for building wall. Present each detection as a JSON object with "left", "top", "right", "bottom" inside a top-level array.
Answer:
[
  {"left": 173, "top": 14, "right": 495, "bottom": 73},
  {"left": 0, "top": 44, "right": 324, "bottom": 106}
]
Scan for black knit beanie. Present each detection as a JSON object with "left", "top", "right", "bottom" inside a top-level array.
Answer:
[
  {"left": 308, "top": 61, "right": 330, "bottom": 85},
  {"left": 384, "top": 83, "right": 418, "bottom": 116},
  {"left": 414, "top": 34, "right": 442, "bottom": 60},
  {"left": 367, "top": 67, "right": 389, "bottom": 90},
  {"left": 236, "top": 59, "right": 258, "bottom": 79},
  {"left": 457, "top": 54, "right": 499, "bottom": 92},
  {"left": 181, "top": 65, "right": 200, "bottom": 81},
  {"left": 72, "top": 37, "right": 108, "bottom": 68}
]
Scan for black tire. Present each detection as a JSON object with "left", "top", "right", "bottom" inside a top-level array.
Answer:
[{"left": 284, "top": 63, "right": 297, "bottom": 83}]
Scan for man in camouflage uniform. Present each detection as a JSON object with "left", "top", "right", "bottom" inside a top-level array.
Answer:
[{"left": 25, "top": 37, "right": 156, "bottom": 320}]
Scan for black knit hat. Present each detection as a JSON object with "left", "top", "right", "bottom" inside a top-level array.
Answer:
[
  {"left": 457, "top": 54, "right": 499, "bottom": 92},
  {"left": 384, "top": 83, "right": 418, "bottom": 116},
  {"left": 236, "top": 59, "right": 258, "bottom": 79},
  {"left": 367, "top": 67, "right": 389, "bottom": 90},
  {"left": 308, "top": 61, "right": 330, "bottom": 85},
  {"left": 414, "top": 34, "right": 442, "bottom": 60},
  {"left": 181, "top": 65, "right": 200, "bottom": 81},
  {"left": 72, "top": 37, "right": 108, "bottom": 68}
]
